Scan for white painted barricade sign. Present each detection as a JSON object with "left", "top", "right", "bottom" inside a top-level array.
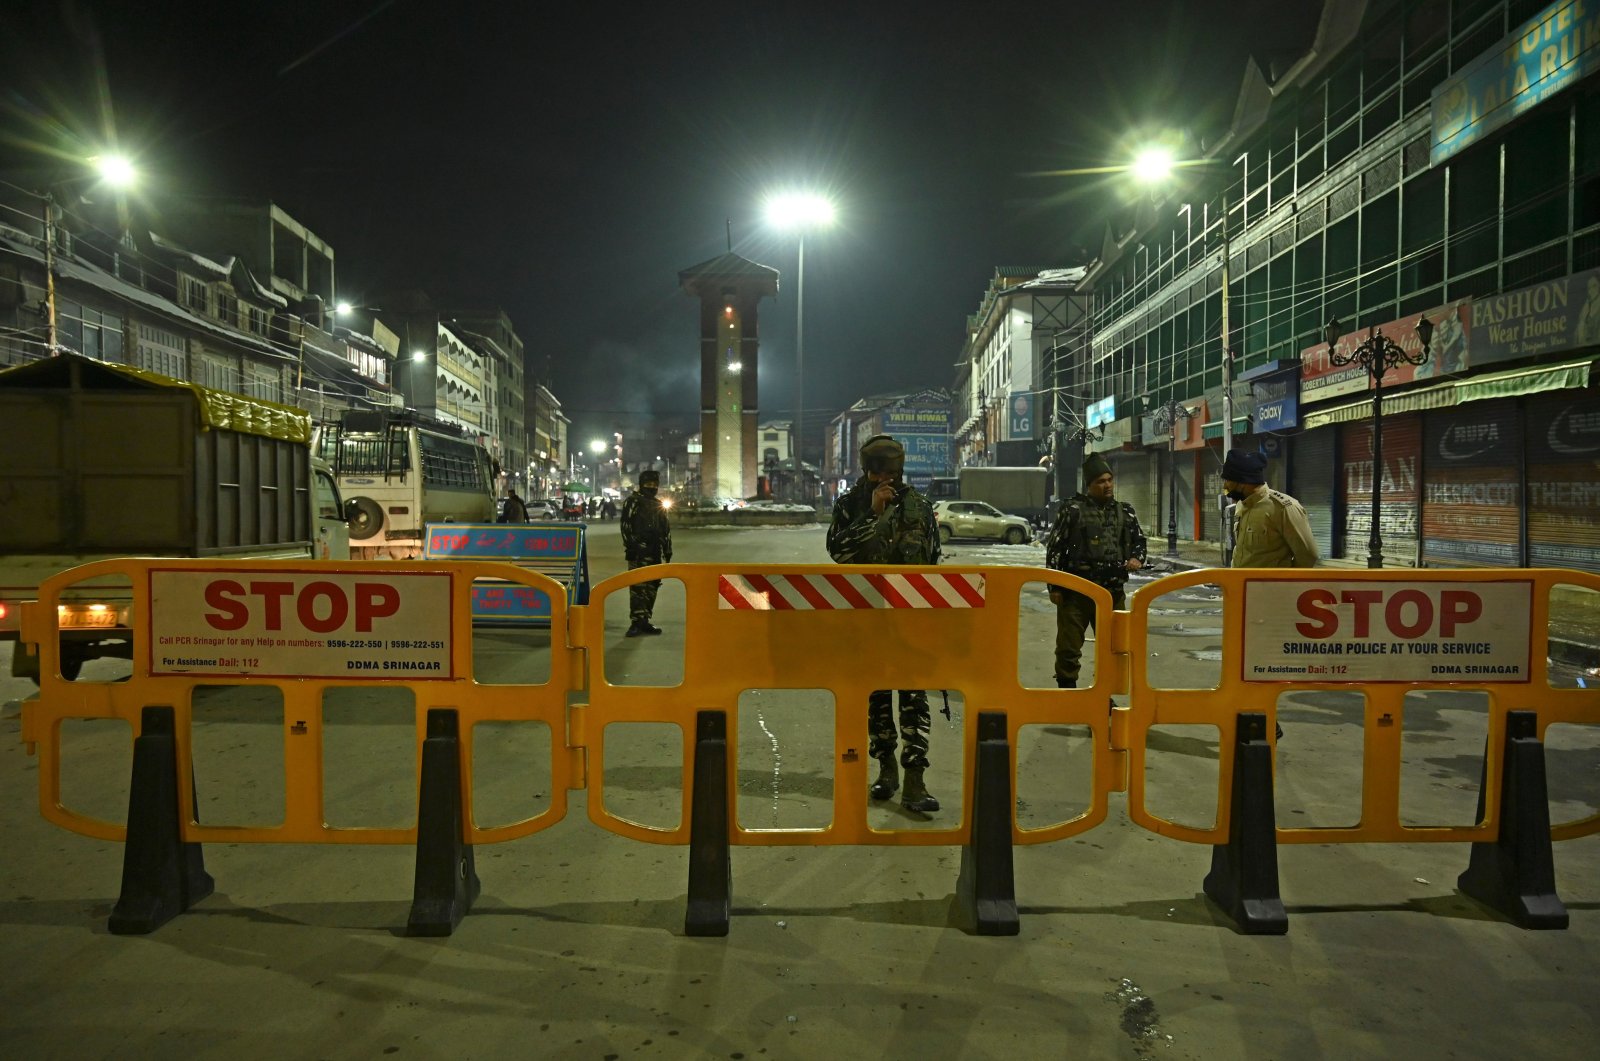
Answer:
[
  {"left": 148, "top": 569, "right": 455, "bottom": 679},
  {"left": 1242, "top": 579, "right": 1532, "bottom": 683}
]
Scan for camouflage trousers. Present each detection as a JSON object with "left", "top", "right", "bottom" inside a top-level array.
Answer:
[
  {"left": 868, "top": 689, "right": 931, "bottom": 770},
  {"left": 628, "top": 558, "right": 662, "bottom": 622}
]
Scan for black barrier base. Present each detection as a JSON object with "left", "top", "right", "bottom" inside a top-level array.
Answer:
[
  {"left": 1457, "top": 710, "right": 1568, "bottom": 929},
  {"left": 1202, "top": 713, "right": 1287, "bottom": 935},
  {"left": 109, "top": 706, "right": 214, "bottom": 935},
  {"left": 685, "top": 710, "right": 731, "bottom": 937},
  {"left": 955, "top": 711, "right": 1019, "bottom": 935},
  {"left": 407, "top": 709, "right": 481, "bottom": 937}
]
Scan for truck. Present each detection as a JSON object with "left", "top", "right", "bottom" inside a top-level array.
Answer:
[
  {"left": 954, "top": 466, "right": 1051, "bottom": 525},
  {"left": 0, "top": 354, "right": 349, "bottom": 681}
]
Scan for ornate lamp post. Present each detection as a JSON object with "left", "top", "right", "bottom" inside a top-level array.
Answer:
[
  {"left": 1150, "top": 399, "right": 1197, "bottom": 557},
  {"left": 1323, "top": 315, "right": 1434, "bottom": 569},
  {"left": 1061, "top": 420, "right": 1105, "bottom": 511}
]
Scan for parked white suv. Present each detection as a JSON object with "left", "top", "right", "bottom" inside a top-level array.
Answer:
[{"left": 932, "top": 500, "right": 1033, "bottom": 544}]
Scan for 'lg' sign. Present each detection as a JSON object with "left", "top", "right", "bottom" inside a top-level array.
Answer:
[{"left": 1295, "top": 588, "right": 1483, "bottom": 639}]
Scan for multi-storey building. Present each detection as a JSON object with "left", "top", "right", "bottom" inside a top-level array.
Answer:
[
  {"left": 953, "top": 267, "right": 1089, "bottom": 501},
  {"left": 1059, "top": 0, "right": 1599, "bottom": 570},
  {"left": 825, "top": 389, "right": 953, "bottom": 497},
  {"left": 448, "top": 307, "right": 529, "bottom": 495}
]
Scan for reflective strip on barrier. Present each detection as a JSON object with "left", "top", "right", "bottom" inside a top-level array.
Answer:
[{"left": 716, "top": 571, "right": 986, "bottom": 610}]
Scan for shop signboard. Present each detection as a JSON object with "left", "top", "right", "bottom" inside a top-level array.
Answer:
[
  {"left": 1007, "top": 391, "right": 1035, "bottom": 439},
  {"left": 1299, "top": 301, "right": 1471, "bottom": 402},
  {"left": 883, "top": 408, "right": 952, "bottom": 486},
  {"left": 1473, "top": 265, "right": 1600, "bottom": 365},
  {"left": 1431, "top": 0, "right": 1600, "bottom": 165}
]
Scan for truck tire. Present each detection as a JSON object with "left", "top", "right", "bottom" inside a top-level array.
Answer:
[
  {"left": 1003, "top": 526, "right": 1027, "bottom": 545},
  {"left": 345, "top": 496, "right": 385, "bottom": 541},
  {"left": 938, "top": 525, "right": 952, "bottom": 544}
]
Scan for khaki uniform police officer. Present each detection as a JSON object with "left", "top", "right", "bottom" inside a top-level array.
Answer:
[{"left": 1221, "top": 448, "right": 1318, "bottom": 569}]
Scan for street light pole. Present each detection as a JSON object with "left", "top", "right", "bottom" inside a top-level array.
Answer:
[
  {"left": 765, "top": 192, "right": 835, "bottom": 505},
  {"left": 1151, "top": 399, "right": 1196, "bottom": 558},
  {"left": 795, "top": 231, "right": 805, "bottom": 489},
  {"left": 1324, "top": 315, "right": 1434, "bottom": 569}
]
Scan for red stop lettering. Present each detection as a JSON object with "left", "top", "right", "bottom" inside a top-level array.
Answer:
[
  {"left": 355, "top": 584, "right": 400, "bottom": 630},
  {"left": 1385, "top": 589, "right": 1432, "bottom": 638},
  {"left": 203, "top": 580, "right": 248, "bottom": 630},
  {"left": 1294, "top": 589, "right": 1339, "bottom": 637},
  {"left": 296, "top": 581, "right": 348, "bottom": 633},
  {"left": 1439, "top": 590, "right": 1482, "bottom": 637}
]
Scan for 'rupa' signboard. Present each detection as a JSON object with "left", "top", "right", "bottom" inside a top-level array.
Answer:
[
  {"left": 1242, "top": 579, "right": 1532, "bottom": 683},
  {"left": 149, "top": 568, "right": 454, "bottom": 679},
  {"left": 423, "top": 522, "right": 588, "bottom": 624}
]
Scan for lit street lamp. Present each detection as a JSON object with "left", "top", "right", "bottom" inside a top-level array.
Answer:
[
  {"left": 765, "top": 192, "right": 836, "bottom": 498},
  {"left": 1150, "top": 399, "right": 1197, "bottom": 558},
  {"left": 1323, "top": 315, "right": 1434, "bottom": 569},
  {"left": 39, "top": 153, "right": 138, "bottom": 355}
]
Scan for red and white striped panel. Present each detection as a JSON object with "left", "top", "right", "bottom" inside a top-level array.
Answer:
[{"left": 718, "top": 572, "right": 986, "bottom": 611}]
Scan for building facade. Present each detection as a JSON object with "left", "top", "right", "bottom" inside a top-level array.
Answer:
[{"left": 1063, "top": 0, "right": 1600, "bottom": 570}]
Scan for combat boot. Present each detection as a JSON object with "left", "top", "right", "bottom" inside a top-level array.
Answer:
[
  {"left": 901, "top": 768, "right": 940, "bottom": 813},
  {"left": 869, "top": 756, "right": 899, "bottom": 801}
]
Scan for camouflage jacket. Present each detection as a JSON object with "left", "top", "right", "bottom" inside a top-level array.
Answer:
[
  {"left": 826, "top": 477, "right": 941, "bottom": 565},
  {"left": 620, "top": 490, "right": 672, "bottom": 562},
  {"left": 1044, "top": 493, "right": 1147, "bottom": 587}
]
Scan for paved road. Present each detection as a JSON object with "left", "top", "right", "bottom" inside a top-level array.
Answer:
[{"left": 2, "top": 522, "right": 1598, "bottom": 1058}]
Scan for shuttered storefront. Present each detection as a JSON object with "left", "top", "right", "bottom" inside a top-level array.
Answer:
[
  {"left": 1111, "top": 451, "right": 1159, "bottom": 538},
  {"left": 1176, "top": 448, "right": 1201, "bottom": 541},
  {"left": 1291, "top": 427, "right": 1338, "bottom": 558},
  {"left": 1340, "top": 413, "right": 1421, "bottom": 566},
  {"left": 1525, "top": 389, "right": 1600, "bottom": 573},
  {"left": 1200, "top": 442, "right": 1226, "bottom": 543},
  {"left": 1420, "top": 399, "right": 1522, "bottom": 567}
]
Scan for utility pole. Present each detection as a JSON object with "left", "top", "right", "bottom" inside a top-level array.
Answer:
[
  {"left": 42, "top": 192, "right": 58, "bottom": 355},
  {"left": 1219, "top": 194, "right": 1233, "bottom": 453},
  {"left": 1218, "top": 194, "right": 1236, "bottom": 566}
]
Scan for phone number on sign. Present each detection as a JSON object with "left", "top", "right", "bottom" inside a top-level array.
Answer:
[{"left": 388, "top": 639, "right": 445, "bottom": 650}]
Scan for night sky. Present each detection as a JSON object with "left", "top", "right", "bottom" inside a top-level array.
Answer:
[{"left": 4, "top": 0, "right": 1322, "bottom": 445}]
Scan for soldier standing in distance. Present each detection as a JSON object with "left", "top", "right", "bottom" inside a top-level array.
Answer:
[
  {"left": 1043, "top": 453, "right": 1148, "bottom": 688},
  {"left": 620, "top": 469, "right": 672, "bottom": 637},
  {"left": 1222, "top": 449, "right": 1318, "bottom": 569},
  {"left": 826, "top": 434, "right": 942, "bottom": 814}
]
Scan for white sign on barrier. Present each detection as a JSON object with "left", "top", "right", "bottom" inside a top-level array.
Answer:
[
  {"left": 148, "top": 569, "right": 455, "bottom": 679},
  {"left": 1242, "top": 579, "right": 1532, "bottom": 683}
]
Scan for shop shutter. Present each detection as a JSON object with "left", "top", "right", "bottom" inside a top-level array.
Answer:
[
  {"left": 1340, "top": 412, "right": 1421, "bottom": 566},
  {"left": 1291, "top": 427, "right": 1337, "bottom": 557},
  {"left": 1110, "top": 451, "right": 1159, "bottom": 537},
  {"left": 1177, "top": 449, "right": 1202, "bottom": 542},
  {"left": 1525, "top": 389, "right": 1600, "bottom": 573},
  {"left": 1200, "top": 443, "right": 1226, "bottom": 543},
  {"left": 1420, "top": 399, "right": 1522, "bottom": 567}
]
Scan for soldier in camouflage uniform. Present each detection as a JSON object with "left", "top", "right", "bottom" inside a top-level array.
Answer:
[
  {"left": 826, "top": 434, "right": 942, "bottom": 813},
  {"left": 620, "top": 469, "right": 673, "bottom": 637},
  {"left": 1043, "top": 454, "right": 1147, "bottom": 688}
]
